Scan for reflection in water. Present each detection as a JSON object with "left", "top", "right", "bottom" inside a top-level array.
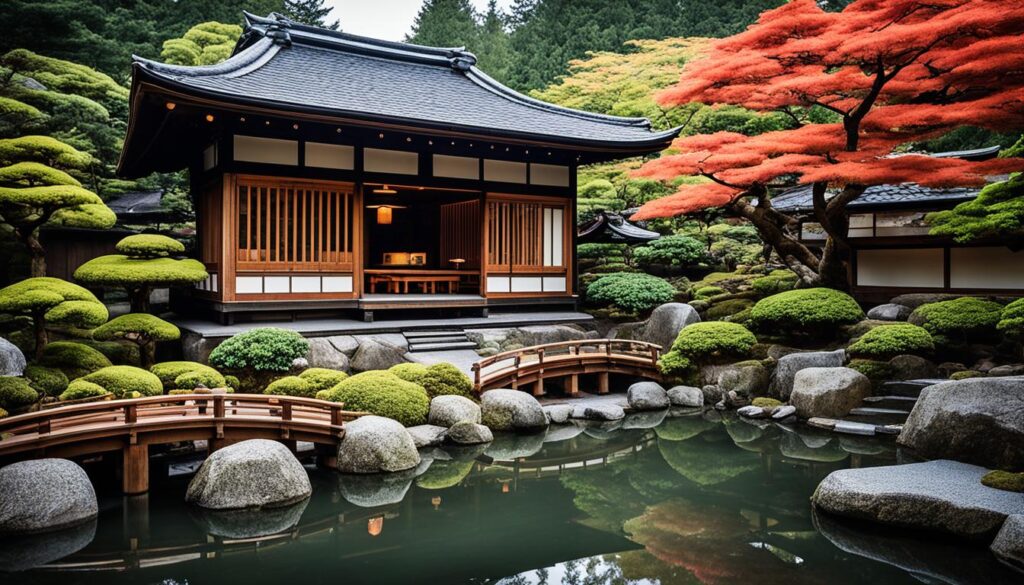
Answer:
[{"left": 1, "top": 410, "right": 1014, "bottom": 584}]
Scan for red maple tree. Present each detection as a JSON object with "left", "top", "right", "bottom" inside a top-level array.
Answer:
[{"left": 632, "top": 0, "right": 1024, "bottom": 288}]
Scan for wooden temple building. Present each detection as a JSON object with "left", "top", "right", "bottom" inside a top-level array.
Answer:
[{"left": 118, "top": 13, "right": 678, "bottom": 321}]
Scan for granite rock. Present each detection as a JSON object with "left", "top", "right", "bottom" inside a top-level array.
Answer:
[
  {"left": 866, "top": 303, "right": 912, "bottom": 321},
  {"left": 305, "top": 338, "right": 351, "bottom": 372},
  {"left": 337, "top": 416, "right": 421, "bottom": 473},
  {"left": 544, "top": 404, "right": 574, "bottom": 424},
  {"left": 0, "top": 459, "right": 97, "bottom": 535},
  {"left": 446, "top": 421, "right": 493, "bottom": 445},
  {"left": 0, "top": 336, "right": 26, "bottom": 377},
  {"left": 790, "top": 367, "right": 870, "bottom": 419},
  {"left": 641, "top": 303, "right": 700, "bottom": 351},
  {"left": 186, "top": 439, "right": 311, "bottom": 510},
  {"left": 771, "top": 349, "right": 846, "bottom": 400},
  {"left": 350, "top": 339, "right": 408, "bottom": 371},
  {"left": 406, "top": 424, "right": 448, "bottom": 448},
  {"left": 428, "top": 395, "right": 481, "bottom": 427},
  {"left": 667, "top": 385, "right": 704, "bottom": 408},
  {"left": 626, "top": 381, "right": 669, "bottom": 410},
  {"left": 991, "top": 514, "right": 1024, "bottom": 569},
  {"left": 480, "top": 389, "right": 547, "bottom": 432}
]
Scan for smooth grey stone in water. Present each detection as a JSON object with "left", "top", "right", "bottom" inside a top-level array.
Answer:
[
  {"left": 445, "top": 421, "right": 493, "bottom": 445},
  {"left": 480, "top": 389, "right": 547, "bottom": 432},
  {"left": 0, "top": 459, "right": 97, "bottom": 535},
  {"left": 428, "top": 395, "right": 481, "bottom": 427},
  {"left": 626, "top": 381, "right": 669, "bottom": 410},
  {"left": 337, "top": 416, "right": 421, "bottom": 473},
  {"left": 186, "top": 439, "right": 311, "bottom": 510},
  {"left": 406, "top": 424, "right": 448, "bottom": 448},
  {"left": 771, "top": 349, "right": 846, "bottom": 400},
  {"left": 790, "top": 367, "right": 871, "bottom": 419},
  {"left": 667, "top": 385, "right": 703, "bottom": 407}
]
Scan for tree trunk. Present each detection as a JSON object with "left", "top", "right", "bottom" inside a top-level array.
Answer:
[
  {"left": 130, "top": 286, "right": 152, "bottom": 313},
  {"left": 25, "top": 232, "right": 46, "bottom": 278},
  {"left": 32, "top": 311, "right": 47, "bottom": 361},
  {"left": 729, "top": 198, "right": 823, "bottom": 287},
  {"left": 140, "top": 341, "right": 156, "bottom": 370}
]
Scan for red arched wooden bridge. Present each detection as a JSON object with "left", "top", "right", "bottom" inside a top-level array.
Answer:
[
  {"left": 0, "top": 393, "right": 364, "bottom": 495},
  {"left": 472, "top": 339, "right": 663, "bottom": 396}
]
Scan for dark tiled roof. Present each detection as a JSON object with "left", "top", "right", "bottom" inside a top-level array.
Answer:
[
  {"left": 771, "top": 183, "right": 982, "bottom": 213},
  {"left": 578, "top": 211, "right": 661, "bottom": 244},
  {"left": 105, "top": 190, "right": 165, "bottom": 215},
  {"left": 130, "top": 13, "right": 679, "bottom": 150}
]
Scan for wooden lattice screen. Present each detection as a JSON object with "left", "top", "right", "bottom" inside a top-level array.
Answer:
[
  {"left": 487, "top": 198, "right": 566, "bottom": 271},
  {"left": 237, "top": 178, "right": 354, "bottom": 272}
]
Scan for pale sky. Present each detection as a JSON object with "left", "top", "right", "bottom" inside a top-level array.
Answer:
[{"left": 325, "top": 0, "right": 514, "bottom": 42}]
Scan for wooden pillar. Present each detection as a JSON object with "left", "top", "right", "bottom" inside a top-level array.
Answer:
[
  {"left": 532, "top": 378, "right": 545, "bottom": 397},
  {"left": 597, "top": 372, "right": 609, "bottom": 395},
  {"left": 563, "top": 374, "right": 579, "bottom": 397},
  {"left": 123, "top": 443, "right": 149, "bottom": 495}
]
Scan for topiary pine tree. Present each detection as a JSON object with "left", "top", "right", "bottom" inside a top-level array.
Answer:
[
  {"left": 0, "top": 277, "right": 108, "bottom": 359},
  {"left": 74, "top": 234, "right": 206, "bottom": 313},
  {"left": 0, "top": 135, "right": 115, "bottom": 276},
  {"left": 92, "top": 313, "right": 181, "bottom": 369},
  {"left": 160, "top": 22, "right": 243, "bottom": 67}
]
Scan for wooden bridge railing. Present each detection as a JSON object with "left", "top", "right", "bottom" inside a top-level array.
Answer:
[
  {"left": 0, "top": 393, "right": 366, "bottom": 494},
  {"left": 471, "top": 338, "right": 662, "bottom": 396}
]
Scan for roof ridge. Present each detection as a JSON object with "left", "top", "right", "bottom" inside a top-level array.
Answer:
[{"left": 133, "top": 37, "right": 279, "bottom": 78}]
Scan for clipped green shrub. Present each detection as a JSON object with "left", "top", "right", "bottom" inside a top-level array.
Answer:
[
  {"left": 910, "top": 297, "right": 1003, "bottom": 343},
  {"left": 577, "top": 243, "right": 627, "bottom": 259},
  {"left": 151, "top": 361, "right": 222, "bottom": 391},
  {"left": 950, "top": 370, "right": 985, "bottom": 380},
  {"left": 59, "top": 379, "right": 108, "bottom": 401},
  {"left": 586, "top": 272, "right": 675, "bottom": 314},
  {"left": 751, "top": 272, "right": 797, "bottom": 296},
  {"left": 79, "top": 339, "right": 141, "bottom": 366},
  {"left": 632, "top": 235, "right": 707, "bottom": 267},
  {"left": 693, "top": 286, "right": 724, "bottom": 299},
  {"left": 224, "top": 375, "right": 240, "bottom": 391},
  {"left": 80, "top": 365, "right": 163, "bottom": 398},
  {"left": 750, "top": 288, "right": 864, "bottom": 338},
  {"left": 705, "top": 299, "right": 754, "bottom": 320},
  {"left": 588, "top": 262, "right": 635, "bottom": 274},
  {"left": 92, "top": 313, "right": 180, "bottom": 368},
  {"left": 388, "top": 362, "right": 429, "bottom": 384},
  {"left": 724, "top": 308, "right": 752, "bottom": 326},
  {"left": 174, "top": 369, "right": 226, "bottom": 390},
  {"left": 848, "top": 324, "right": 934, "bottom": 358},
  {"left": 115, "top": 234, "right": 185, "bottom": 258},
  {"left": 981, "top": 470, "right": 1024, "bottom": 492},
  {"left": 751, "top": 397, "right": 782, "bottom": 409},
  {"left": 23, "top": 364, "right": 68, "bottom": 396},
  {"left": 656, "top": 351, "right": 692, "bottom": 377},
  {"left": 298, "top": 368, "right": 348, "bottom": 391},
  {"left": 209, "top": 328, "right": 309, "bottom": 372},
  {"left": 659, "top": 322, "right": 756, "bottom": 377},
  {"left": 848, "top": 359, "right": 895, "bottom": 385},
  {"left": 321, "top": 371, "right": 429, "bottom": 426},
  {"left": 40, "top": 340, "right": 112, "bottom": 379},
  {"left": 420, "top": 362, "right": 473, "bottom": 399},
  {"left": 996, "top": 297, "right": 1024, "bottom": 341},
  {"left": 264, "top": 376, "right": 315, "bottom": 398},
  {"left": 0, "top": 376, "right": 38, "bottom": 409}
]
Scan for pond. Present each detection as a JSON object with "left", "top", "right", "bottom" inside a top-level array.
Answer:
[{"left": 3, "top": 409, "right": 1019, "bottom": 584}]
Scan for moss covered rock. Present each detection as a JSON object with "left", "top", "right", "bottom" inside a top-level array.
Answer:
[
  {"left": 848, "top": 324, "right": 934, "bottom": 359},
  {"left": 321, "top": 371, "right": 429, "bottom": 426},
  {"left": 40, "top": 341, "right": 111, "bottom": 380},
  {"left": 263, "top": 376, "right": 315, "bottom": 398},
  {"left": 79, "top": 365, "right": 162, "bottom": 398},
  {"left": 909, "top": 297, "right": 1003, "bottom": 343},
  {"left": 0, "top": 376, "right": 38, "bottom": 409},
  {"left": 981, "top": 470, "right": 1024, "bottom": 493}
]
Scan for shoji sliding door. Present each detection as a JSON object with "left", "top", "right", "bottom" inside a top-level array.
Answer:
[{"left": 485, "top": 194, "right": 570, "bottom": 296}]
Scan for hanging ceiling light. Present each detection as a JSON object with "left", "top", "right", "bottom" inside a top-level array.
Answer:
[
  {"left": 377, "top": 206, "right": 392, "bottom": 225},
  {"left": 372, "top": 184, "right": 397, "bottom": 195}
]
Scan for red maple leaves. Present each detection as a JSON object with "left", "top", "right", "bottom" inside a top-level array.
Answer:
[{"left": 633, "top": 0, "right": 1024, "bottom": 220}]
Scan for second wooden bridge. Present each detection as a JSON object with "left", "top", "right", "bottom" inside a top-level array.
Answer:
[{"left": 472, "top": 338, "right": 663, "bottom": 395}]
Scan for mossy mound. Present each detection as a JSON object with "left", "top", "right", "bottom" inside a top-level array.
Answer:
[
  {"left": 39, "top": 341, "right": 112, "bottom": 379},
  {"left": 264, "top": 376, "right": 315, "bottom": 398},
  {"left": 659, "top": 322, "right": 757, "bottom": 377},
  {"left": 320, "top": 371, "right": 429, "bottom": 426},
  {"left": 751, "top": 397, "right": 782, "bottom": 409},
  {"left": 79, "top": 365, "right": 163, "bottom": 398},
  {"left": 298, "top": 368, "right": 348, "bottom": 391},
  {"left": 59, "top": 379, "right": 108, "bottom": 401},
  {"left": 950, "top": 370, "right": 985, "bottom": 380},
  {"left": 420, "top": 362, "right": 473, "bottom": 399},
  {"left": 981, "top": 470, "right": 1024, "bottom": 492},
  {"left": 23, "top": 364, "right": 68, "bottom": 397},
  {"left": 115, "top": 234, "right": 185, "bottom": 258},
  {"left": 750, "top": 288, "right": 864, "bottom": 338},
  {"left": 847, "top": 324, "right": 934, "bottom": 359},
  {"left": 388, "top": 362, "right": 429, "bottom": 384},
  {"left": 151, "top": 361, "right": 223, "bottom": 392},
  {"left": 174, "top": 368, "right": 226, "bottom": 391},
  {"left": 910, "top": 297, "right": 1003, "bottom": 343},
  {"left": 0, "top": 376, "right": 39, "bottom": 409}
]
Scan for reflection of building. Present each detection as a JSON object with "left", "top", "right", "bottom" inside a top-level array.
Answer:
[
  {"left": 772, "top": 146, "right": 1024, "bottom": 303},
  {"left": 117, "top": 13, "right": 678, "bottom": 321}
]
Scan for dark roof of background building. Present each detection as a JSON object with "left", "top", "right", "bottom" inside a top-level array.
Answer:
[
  {"left": 129, "top": 12, "right": 679, "bottom": 152},
  {"left": 578, "top": 211, "right": 661, "bottom": 244},
  {"left": 771, "top": 146, "right": 1002, "bottom": 214}
]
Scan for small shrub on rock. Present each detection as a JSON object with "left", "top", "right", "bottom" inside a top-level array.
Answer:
[
  {"left": 23, "top": 364, "right": 68, "bottom": 396},
  {"left": 909, "top": 297, "right": 1003, "bottom": 343},
  {"left": 659, "top": 322, "right": 756, "bottom": 377},
  {"left": 0, "top": 376, "right": 38, "bottom": 409},
  {"left": 209, "top": 328, "right": 309, "bottom": 372},
  {"left": 750, "top": 288, "right": 864, "bottom": 338},
  {"left": 264, "top": 376, "right": 315, "bottom": 398},
  {"left": 40, "top": 341, "right": 112, "bottom": 379},
  {"left": 79, "top": 365, "right": 163, "bottom": 398},
  {"left": 59, "top": 379, "right": 108, "bottom": 401},
  {"left": 388, "top": 362, "right": 429, "bottom": 384},
  {"left": 848, "top": 324, "right": 934, "bottom": 359},
  {"left": 151, "top": 361, "right": 223, "bottom": 391},
  {"left": 586, "top": 272, "right": 675, "bottom": 314},
  {"left": 321, "top": 371, "right": 429, "bottom": 426},
  {"left": 981, "top": 470, "right": 1024, "bottom": 492},
  {"left": 420, "top": 362, "right": 473, "bottom": 399},
  {"left": 298, "top": 368, "right": 348, "bottom": 391}
]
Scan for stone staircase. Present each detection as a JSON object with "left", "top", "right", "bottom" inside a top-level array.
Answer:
[
  {"left": 404, "top": 329, "right": 478, "bottom": 353},
  {"left": 830, "top": 378, "right": 947, "bottom": 436}
]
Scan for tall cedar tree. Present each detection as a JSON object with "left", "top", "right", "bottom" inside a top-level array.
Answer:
[
  {"left": 475, "top": 1, "right": 513, "bottom": 85},
  {"left": 632, "top": 0, "right": 1024, "bottom": 289},
  {"left": 406, "top": 0, "right": 480, "bottom": 47},
  {"left": 283, "top": 0, "right": 340, "bottom": 30}
]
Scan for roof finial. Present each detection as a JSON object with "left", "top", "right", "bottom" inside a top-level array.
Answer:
[{"left": 265, "top": 12, "right": 293, "bottom": 47}]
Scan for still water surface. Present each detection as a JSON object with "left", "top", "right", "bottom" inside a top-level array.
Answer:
[{"left": 3, "top": 409, "right": 1018, "bottom": 584}]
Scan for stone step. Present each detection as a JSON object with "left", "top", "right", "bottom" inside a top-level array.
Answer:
[
  {"left": 862, "top": 395, "right": 918, "bottom": 410},
  {"left": 878, "top": 379, "right": 945, "bottom": 398},
  {"left": 844, "top": 408, "right": 911, "bottom": 426},
  {"left": 406, "top": 335, "right": 469, "bottom": 344},
  {"left": 404, "top": 330, "right": 465, "bottom": 339},
  {"left": 850, "top": 407, "right": 912, "bottom": 416},
  {"left": 408, "top": 341, "right": 479, "bottom": 352},
  {"left": 833, "top": 420, "right": 877, "bottom": 436}
]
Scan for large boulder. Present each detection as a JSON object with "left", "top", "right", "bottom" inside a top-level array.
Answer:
[
  {"left": 641, "top": 303, "right": 700, "bottom": 351},
  {"left": 543, "top": 404, "right": 574, "bottom": 424},
  {"left": 516, "top": 324, "right": 595, "bottom": 346},
  {"left": 428, "top": 395, "right": 481, "bottom": 427},
  {"left": 991, "top": 514, "right": 1024, "bottom": 569},
  {"left": 866, "top": 303, "right": 912, "bottom": 321},
  {"left": 790, "top": 367, "right": 871, "bottom": 419},
  {"left": 350, "top": 339, "right": 408, "bottom": 372},
  {"left": 446, "top": 421, "right": 493, "bottom": 445},
  {"left": 326, "top": 335, "right": 360, "bottom": 357},
  {"left": 898, "top": 377, "right": 1024, "bottom": 470},
  {"left": 888, "top": 354, "right": 938, "bottom": 380},
  {"left": 480, "top": 389, "right": 547, "bottom": 432},
  {"left": 717, "top": 361, "right": 769, "bottom": 397},
  {"left": 812, "top": 460, "right": 1024, "bottom": 539},
  {"left": 626, "top": 381, "right": 669, "bottom": 410},
  {"left": 305, "top": 338, "right": 351, "bottom": 371},
  {"left": 771, "top": 349, "right": 846, "bottom": 400},
  {"left": 186, "top": 439, "right": 311, "bottom": 510},
  {"left": 0, "top": 459, "right": 97, "bottom": 534},
  {"left": 667, "top": 385, "right": 703, "bottom": 408},
  {"left": 406, "top": 424, "right": 448, "bottom": 448},
  {"left": 337, "top": 415, "right": 421, "bottom": 473},
  {"left": 0, "top": 337, "right": 26, "bottom": 376}
]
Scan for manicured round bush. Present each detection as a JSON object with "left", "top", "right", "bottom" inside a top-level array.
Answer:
[
  {"left": 209, "top": 328, "right": 309, "bottom": 372},
  {"left": 848, "top": 324, "right": 934, "bottom": 358},
  {"left": 0, "top": 376, "right": 38, "bottom": 409},
  {"left": 751, "top": 272, "right": 797, "bottom": 296},
  {"left": 420, "top": 362, "right": 473, "bottom": 399},
  {"left": 80, "top": 365, "right": 163, "bottom": 398},
  {"left": 656, "top": 351, "right": 692, "bottom": 377},
  {"left": 632, "top": 235, "right": 707, "bottom": 267},
  {"left": 997, "top": 298, "right": 1024, "bottom": 341},
  {"left": 668, "top": 322, "right": 757, "bottom": 363},
  {"left": 321, "top": 371, "right": 429, "bottom": 426},
  {"left": 23, "top": 364, "right": 68, "bottom": 396},
  {"left": 224, "top": 375, "right": 240, "bottom": 391},
  {"left": 59, "top": 379, "right": 108, "bottom": 401},
  {"left": 388, "top": 362, "right": 429, "bottom": 384},
  {"left": 39, "top": 341, "right": 112, "bottom": 379},
  {"left": 298, "top": 368, "right": 348, "bottom": 391},
  {"left": 264, "top": 376, "right": 315, "bottom": 398},
  {"left": 151, "top": 361, "right": 222, "bottom": 391},
  {"left": 909, "top": 297, "right": 1003, "bottom": 342},
  {"left": 586, "top": 272, "right": 675, "bottom": 314},
  {"left": 693, "top": 286, "right": 724, "bottom": 299},
  {"left": 174, "top": 369, "right": 226, "bottom": 390},
  {"left": 750, "top": 288, "right": 864, "bottom": 338},
  {"left": 115, "top": 234, "right": 185, "bottom": 258},
  {"left": 848, "top": 359, "right": 895, "bottom": 384}
]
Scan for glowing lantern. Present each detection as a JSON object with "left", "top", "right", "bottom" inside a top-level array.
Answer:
[
  {"left": 431, "top": 496, "right": 441, "bottom": 510},
  {"left": 367, "top": 516, "right": 384, "bottom": 536},
  {"left": 377, "top": 206, "right": 392, "bottom": 225}
]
